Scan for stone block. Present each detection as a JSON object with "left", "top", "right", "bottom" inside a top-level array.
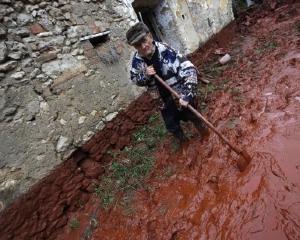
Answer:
[
  {"left": 36, "top": 51, "right": 58, "bottom": 64},
  {"left": 84, "top": 48, "right": 97, "bottom": 58},
  {"left": 0, "top": 61, "right": 17, "bottom": 72},
  {"left": 81, "top": 40, "right": 94, "bottom": 51},
  {"left": 30, "top": 23, "right": 45, "bottom": 35},
  {"left": 0, "top": 41, "right": 8, "bottom": 63}
]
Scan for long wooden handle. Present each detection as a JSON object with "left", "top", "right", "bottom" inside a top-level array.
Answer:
[{"left": 153, "top": 74, "right": 242, "bottom": 155}]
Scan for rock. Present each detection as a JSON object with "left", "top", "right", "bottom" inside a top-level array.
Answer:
[
  {"left": 71, "top": 49, "right": 79, "bottom": 56},
  {"left": 6, "top": 41, "right": 27, "bottom": 54},
  {"left": 0, "top": 89, "right": 5, "bottom": 109},
  {"left": 62, "top": 46, "right": 71, "bottom": 54},
  {"left": 37, "top": 31, "right": 53, "bottom": 38},
  {"left": 59, "top": 119, "right": 67, "bottom": 125},
  {"left": 0, "top": 61, "right": 17, "bottom": 72},
  {"left": 13, "top": 1, "right": 24, "bottom": 12},
  {"left": 40, "top": 101, "right": 49, "bottom": 113},
  {"left": 0, "top": 24, "right": 6, "bottom": 38},
  {"left": 32, "top": 10, "right": 37, "bottom": 18},
  {"left": 15, "top": 28, "right": 30, "bottom": 38},
  {"left": 37, "top": 36, "right": 65, "bottom": 50},
  {"left": 23, "top": 37, "right": 36, "bottom": 43},
  {"left": 21, "top": 58, "right": 33, "bottom": 68},
  {"left": 56, "top": 136, "right": 70, "bottom": 152},
  {"left": 36, "top": 51, "right": 57, "bottom": 63},
  {"left": 10, "top": 71, "right": 25, "bottom": 80},
  {"left": 77, "top": 56, "right": 86, "bottom": 60},
  {"left": 17, "top": 13, "right": 33, "bottom": 26},
  {"left": 8, "top": 52, "right": 22, "bottom": 60},
  {"left": 3, "top": 17, "right": 17, "bottom": 28},
  {"left": 90, "top": 110, "right": 97, "bottom": 116},
  {"left": 78, "top": 116, "right": 87, "bottom": 125},
  {"left": 0, "top": 72, "right": 4, "bottom": 80},
  {"left": 39, "top": 1, "right": 48, "bottom": 8},
  {"left": 30, "top": 23, "right": 45, "bottom": 35},
  {"left": 82, "top": 131, "right": 94, "bottom": 142},
  {"left": 95, "top": 120, "right": 105, "bottom": 130},
  {"left": 26, "top": 100, "right": 40, "bottom": 118},
  {"left": 105, "top": 112, "right": 118, "bottom": 122},
  {"left": 41, "top": 54, "right": 82, "bottom": 76},
  {"left": 0, "top": 41, "right": 8, "bottom": 63},
  {"left": 3, "top": 107, "right": 17, "bottom": 116},
  {"left": 85, "top": 70, "right": 95, "bottom": 77},
  {"left": 30, "top": 68, "right": 40, "bottom": 79},
  {"left": 0, "top": 0, "right": 11, "bottom": 4},
  {"left": 0, "top": 179, "right": 17, "bottom": 192}
]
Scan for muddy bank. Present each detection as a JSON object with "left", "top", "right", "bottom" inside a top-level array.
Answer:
[
  {"left": 0, "top": 94, "right": 157, "bottom": 240},
  {"left": 57, "top": 2, "right": 300, "bottom": 240}
]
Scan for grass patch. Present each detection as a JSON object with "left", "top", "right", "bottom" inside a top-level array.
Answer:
[
  {"left": 256, "top": 40, "right": 278, "bottom": 54},
  {"left": 95, "top": 113, "right": 167, "bottom": 210},
  {"left": 69, "top": 218, "right": 80, "bottom": 230}
]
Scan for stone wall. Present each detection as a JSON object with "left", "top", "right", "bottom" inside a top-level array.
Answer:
[{"left": 0, "top": 0, "right": 142, "bottom": 210}]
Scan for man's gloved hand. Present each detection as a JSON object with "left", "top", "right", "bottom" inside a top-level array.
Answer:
[
  {"left": 179, "top": 98, "right": 189, "bottom": 108},
  {"left": 179, "top": 94, "right": 192, "bottom": 108},
  {"left": 145, "top": 65, "right": 156, "bottom": 77}
]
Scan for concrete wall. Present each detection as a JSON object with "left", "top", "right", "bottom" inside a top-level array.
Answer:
[{"left": 138, "top": 0, "right": 234, "bottom": 54}]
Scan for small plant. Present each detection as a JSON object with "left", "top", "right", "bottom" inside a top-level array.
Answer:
[
  {"left": 69, "top": 218, "right": 80, "bottom": 230},
  {"left": 256, "top": 40, "right": 278, "bottom": 54},
  {"left": 98, "top": 114, "right": 167, "bottom": 210}
]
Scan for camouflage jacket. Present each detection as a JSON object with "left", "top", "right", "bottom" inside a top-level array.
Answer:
[{"left": 130, "top": 41, "right": 198, "bottom": 102}]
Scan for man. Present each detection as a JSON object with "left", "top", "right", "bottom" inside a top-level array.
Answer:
[{"left": 126, "top": 22, "right": 207, "bottom": 143}]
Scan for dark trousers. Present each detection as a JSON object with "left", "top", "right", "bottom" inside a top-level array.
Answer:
[{"left": 160, "top": 97, "right": 205, "bottom": 136}]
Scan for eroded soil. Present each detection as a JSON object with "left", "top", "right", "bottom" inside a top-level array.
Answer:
[{"left": 57, "top": 4, "right": 300, "bottom": 240}]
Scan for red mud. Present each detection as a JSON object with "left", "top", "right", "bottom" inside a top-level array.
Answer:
[
  {"left": 0, "top": 95, "right": 157, "bottom": 240},
  {"left": 57, "top": 3, "right": 300, "bottom": 240},
  {"left": 1, "top": 2, "right": 300, "bottom": 240}
]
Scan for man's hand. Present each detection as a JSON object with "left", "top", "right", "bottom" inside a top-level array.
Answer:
[
  {"left": 179, "top": 98, "right": 189, "bottom": 108},
  {"left": 146, "top": 65, "right": 156, "bottom": 77}
]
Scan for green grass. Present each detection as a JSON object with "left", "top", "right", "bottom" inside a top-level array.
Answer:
[
  {"left": 255, "top": 40, "right": 278, "bottom": 54},
  {"left": 69, "top": 218, "right": 80, "bottom": 230},
  {"left": 95, "top": 113, "right": 167, "bottom": 210}
]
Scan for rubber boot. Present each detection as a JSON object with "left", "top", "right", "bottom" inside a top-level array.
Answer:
[
  {"left": 173, "top": 129, "right": 188, "bottom": 144},
  {"left": 193, "top": 120, "right": 209, "bottom": 139}
]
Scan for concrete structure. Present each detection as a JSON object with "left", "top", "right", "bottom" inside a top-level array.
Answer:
[{"left": 0, "top": 0, "right": 234, "bottom": 211}]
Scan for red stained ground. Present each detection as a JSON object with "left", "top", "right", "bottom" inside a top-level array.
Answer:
[{"left": 50, "top": 3, "right": 300, "bottom": 240}]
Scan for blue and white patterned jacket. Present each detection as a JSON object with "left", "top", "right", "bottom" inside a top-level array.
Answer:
[{"left": 130, "top": 41, "right": 198, "bottom": 102}]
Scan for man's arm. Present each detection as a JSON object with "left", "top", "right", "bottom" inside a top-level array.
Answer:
[
  {"left": 176, "top": 54, "right": 198, "bottom": 103},
  {"left": 130, "top": 55, "right": 154, "bottom": 87}
]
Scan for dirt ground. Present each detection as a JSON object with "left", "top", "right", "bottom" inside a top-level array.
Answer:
[{"left": 57, "top": 3, "right": 300, "bottom": 240}]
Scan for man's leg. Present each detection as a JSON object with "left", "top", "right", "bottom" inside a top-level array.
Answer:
[
  {"left": 160, "top": 98, "right": 187, "bottom": 143},
  {"left": 180, "top": 98, "right": 208, "bottom": 137}
]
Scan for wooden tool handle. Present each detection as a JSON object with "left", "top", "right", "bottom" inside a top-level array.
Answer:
[{"left": 153, "top": 74, "right": 243, "bottom": 155}]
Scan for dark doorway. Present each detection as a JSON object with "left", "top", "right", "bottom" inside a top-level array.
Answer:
[{"left": 132, "top": 1, "right": 163, "bottom": 42}]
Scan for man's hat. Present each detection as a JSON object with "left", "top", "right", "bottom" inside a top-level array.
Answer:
[{"left": 126, "top": 22, "right": 150, "bottom": 45}]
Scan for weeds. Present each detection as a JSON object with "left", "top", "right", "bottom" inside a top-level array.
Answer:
[
  {"left": 96, "top": 113, "right": 167, "bottom": 210},
  {"left": 256, "top": 40, "right": 278, "bottom": 54},
  {"left": 69, "top": 218, "right": 80, "bottom": 230}
]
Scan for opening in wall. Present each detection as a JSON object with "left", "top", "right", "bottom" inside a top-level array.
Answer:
[
  {"left": 80, "top": 31, "right": 110, "bottom": 48},
  {"left": 132, "top": 0, "right": 163, "bottom": 42}
]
